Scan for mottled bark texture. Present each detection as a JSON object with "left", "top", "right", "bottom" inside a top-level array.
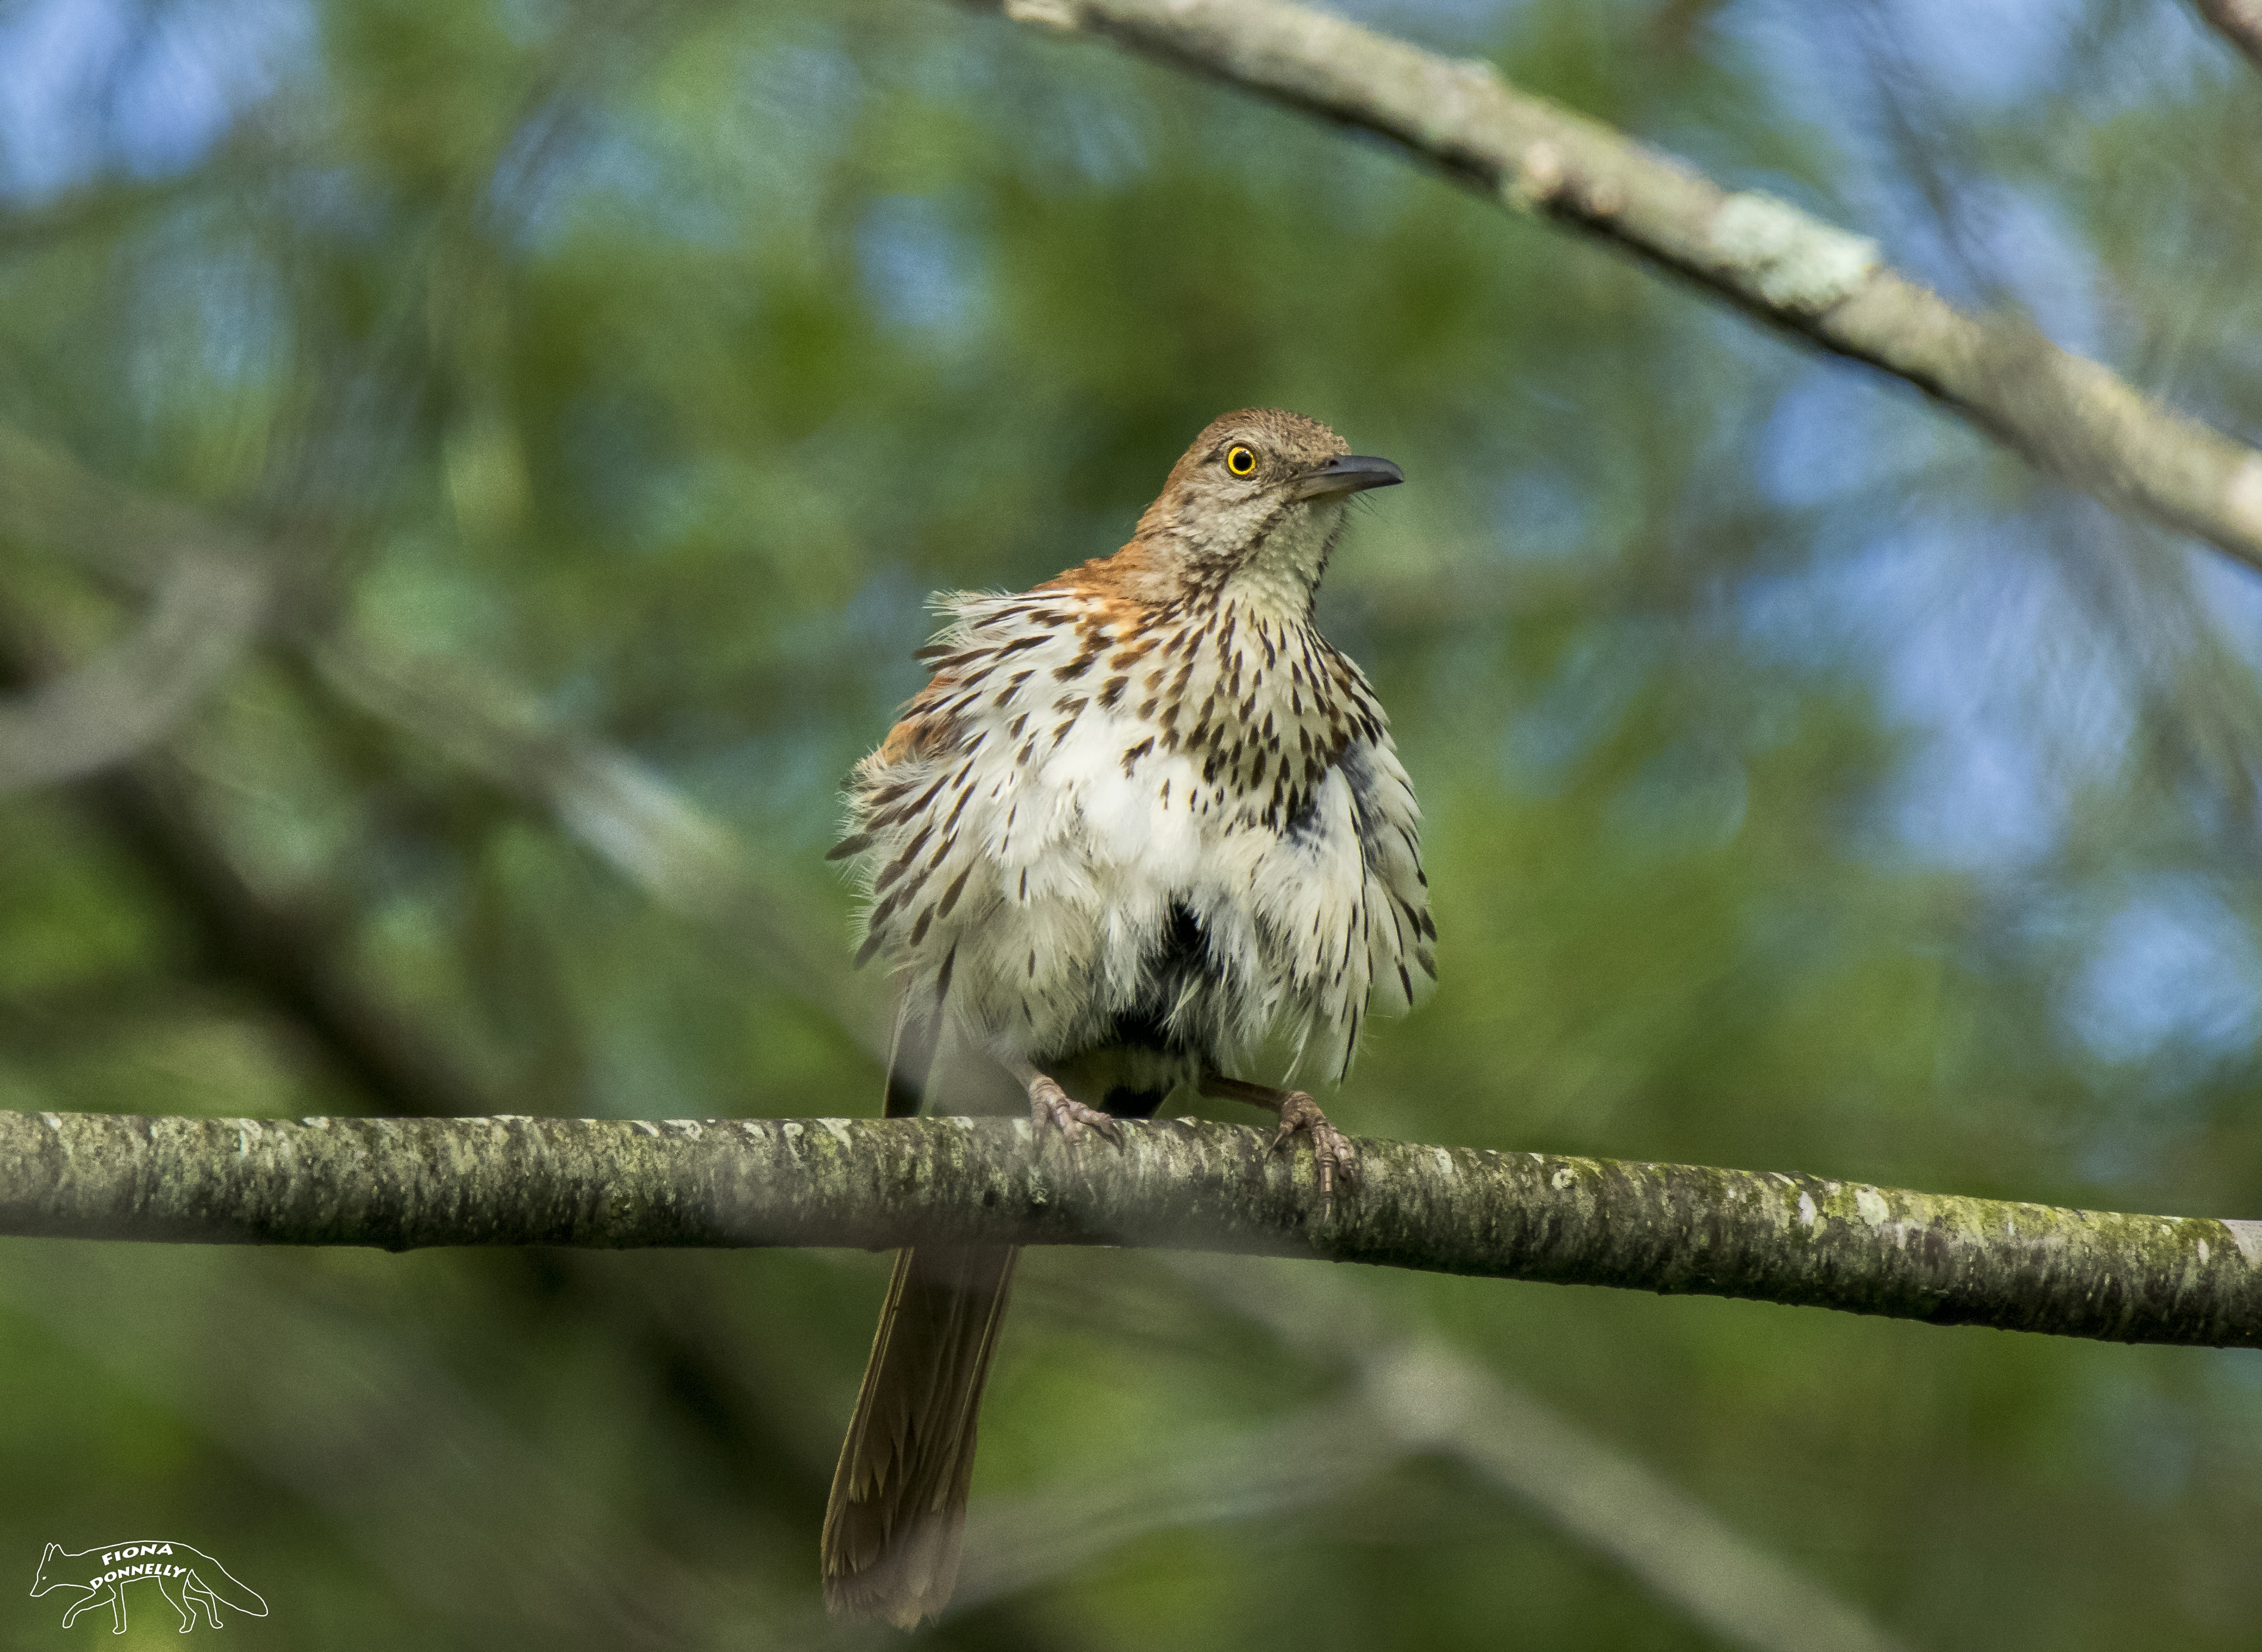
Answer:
[
  {"left": 6, "top": 1109, "right": 2260, "bottom": 1348},
  {"left": 980, "top": 0, "right": 2262, "bottom": 574}
]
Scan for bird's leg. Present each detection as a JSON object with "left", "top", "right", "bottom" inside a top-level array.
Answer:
[
  {"left": 1199, "top": 1072, "right": 1359, "bottom": 1208},
  {"left": 1003, "top": 1056, "right": 1124, "bottom": 1149}
]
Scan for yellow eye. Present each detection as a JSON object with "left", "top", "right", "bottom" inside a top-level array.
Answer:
[{"left": 1226, "top": 445, "right": 1257, "bottom": 477}]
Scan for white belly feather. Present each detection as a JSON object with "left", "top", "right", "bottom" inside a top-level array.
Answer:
[{"left": 848, "top": 589, "right": 1433, "bottom": 1084}]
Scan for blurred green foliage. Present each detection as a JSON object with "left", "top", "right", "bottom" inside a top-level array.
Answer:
[{"left": 3, "top": 0, "right": 2262, "bottom": 1646}]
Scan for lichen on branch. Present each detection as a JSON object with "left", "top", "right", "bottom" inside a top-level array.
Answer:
[
  {"left": 4, "top": 1109, "right": 2258, "bottom": 1349},
  {"left": 978, "top": 0, "right": 2262, "bottom": 572}
]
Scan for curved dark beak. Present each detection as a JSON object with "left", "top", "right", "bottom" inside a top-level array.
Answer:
[{"left": 1295, "top": 453, "right": 1405, "bottom": 500}]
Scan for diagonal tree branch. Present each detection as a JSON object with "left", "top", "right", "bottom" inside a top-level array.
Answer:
[
  {"left": 2195, "top": 0, "right": 2262, "bottom": 75},
  {"left": 0, "top": 425, "right": 885, "bottom": 1051},
  {"left": 974, "top": 0, "right": 2262, "bottom": 573},
  {"left": 304, "top": 634, "right": 879, "bottom": 1038},
  {"left": 0, "top": 549, "right": 267, "bottom": 797},
  {"left": 7, "top": 1109, "right": 2259, "bottom": 1348},
  {"left": 1168, "top": 1254, "right": 1913, "bottom": 1652},
  {"left": 942, "top": 1248, "right": 1919, "bottom": 1651}
]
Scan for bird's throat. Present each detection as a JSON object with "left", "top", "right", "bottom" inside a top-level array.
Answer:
[{"left": 1219, "top": 498, "right": 1342, "bottom": 622}]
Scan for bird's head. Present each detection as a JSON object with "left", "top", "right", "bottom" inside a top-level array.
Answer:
[{"left": 1121, "top": 408, "right": 1403, "bottom": 618}]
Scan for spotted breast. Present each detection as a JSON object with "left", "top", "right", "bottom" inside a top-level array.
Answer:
[{"left": 821, "top": 407, "right": 1433, "bottom": 1629}]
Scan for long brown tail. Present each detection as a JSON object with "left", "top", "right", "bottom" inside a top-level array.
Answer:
[{"left": 821, "top": 1242, "right": 1019, "bottom": 1628}]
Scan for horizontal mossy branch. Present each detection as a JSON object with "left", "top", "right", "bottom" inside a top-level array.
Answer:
[
  {"left": 976, "top": 0, "right": 2262, "bottom": 572},
  {"left": 5, "top": 1109, "right": 2260, "bottom": 1348}
]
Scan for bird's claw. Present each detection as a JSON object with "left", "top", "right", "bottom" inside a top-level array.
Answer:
[
  {"left": 1029, "top": 1075, "right": 1126, "bottom": 1149},
  {"left": 1267, "top": 1090, "right": 1359, "bottom": 1212}
]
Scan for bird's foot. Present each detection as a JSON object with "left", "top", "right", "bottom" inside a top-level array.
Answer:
[
  {"left": 1267, "top": 1090, "right": 1359, "bottom": 1212},
  {"left": 1027, "top": 1074, "right": 1125, "bottom": 1149}
]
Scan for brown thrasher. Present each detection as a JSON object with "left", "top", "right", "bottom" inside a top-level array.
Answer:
[{"left": 820, "top": 408, "right": 1434, "bottom": 1626}]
